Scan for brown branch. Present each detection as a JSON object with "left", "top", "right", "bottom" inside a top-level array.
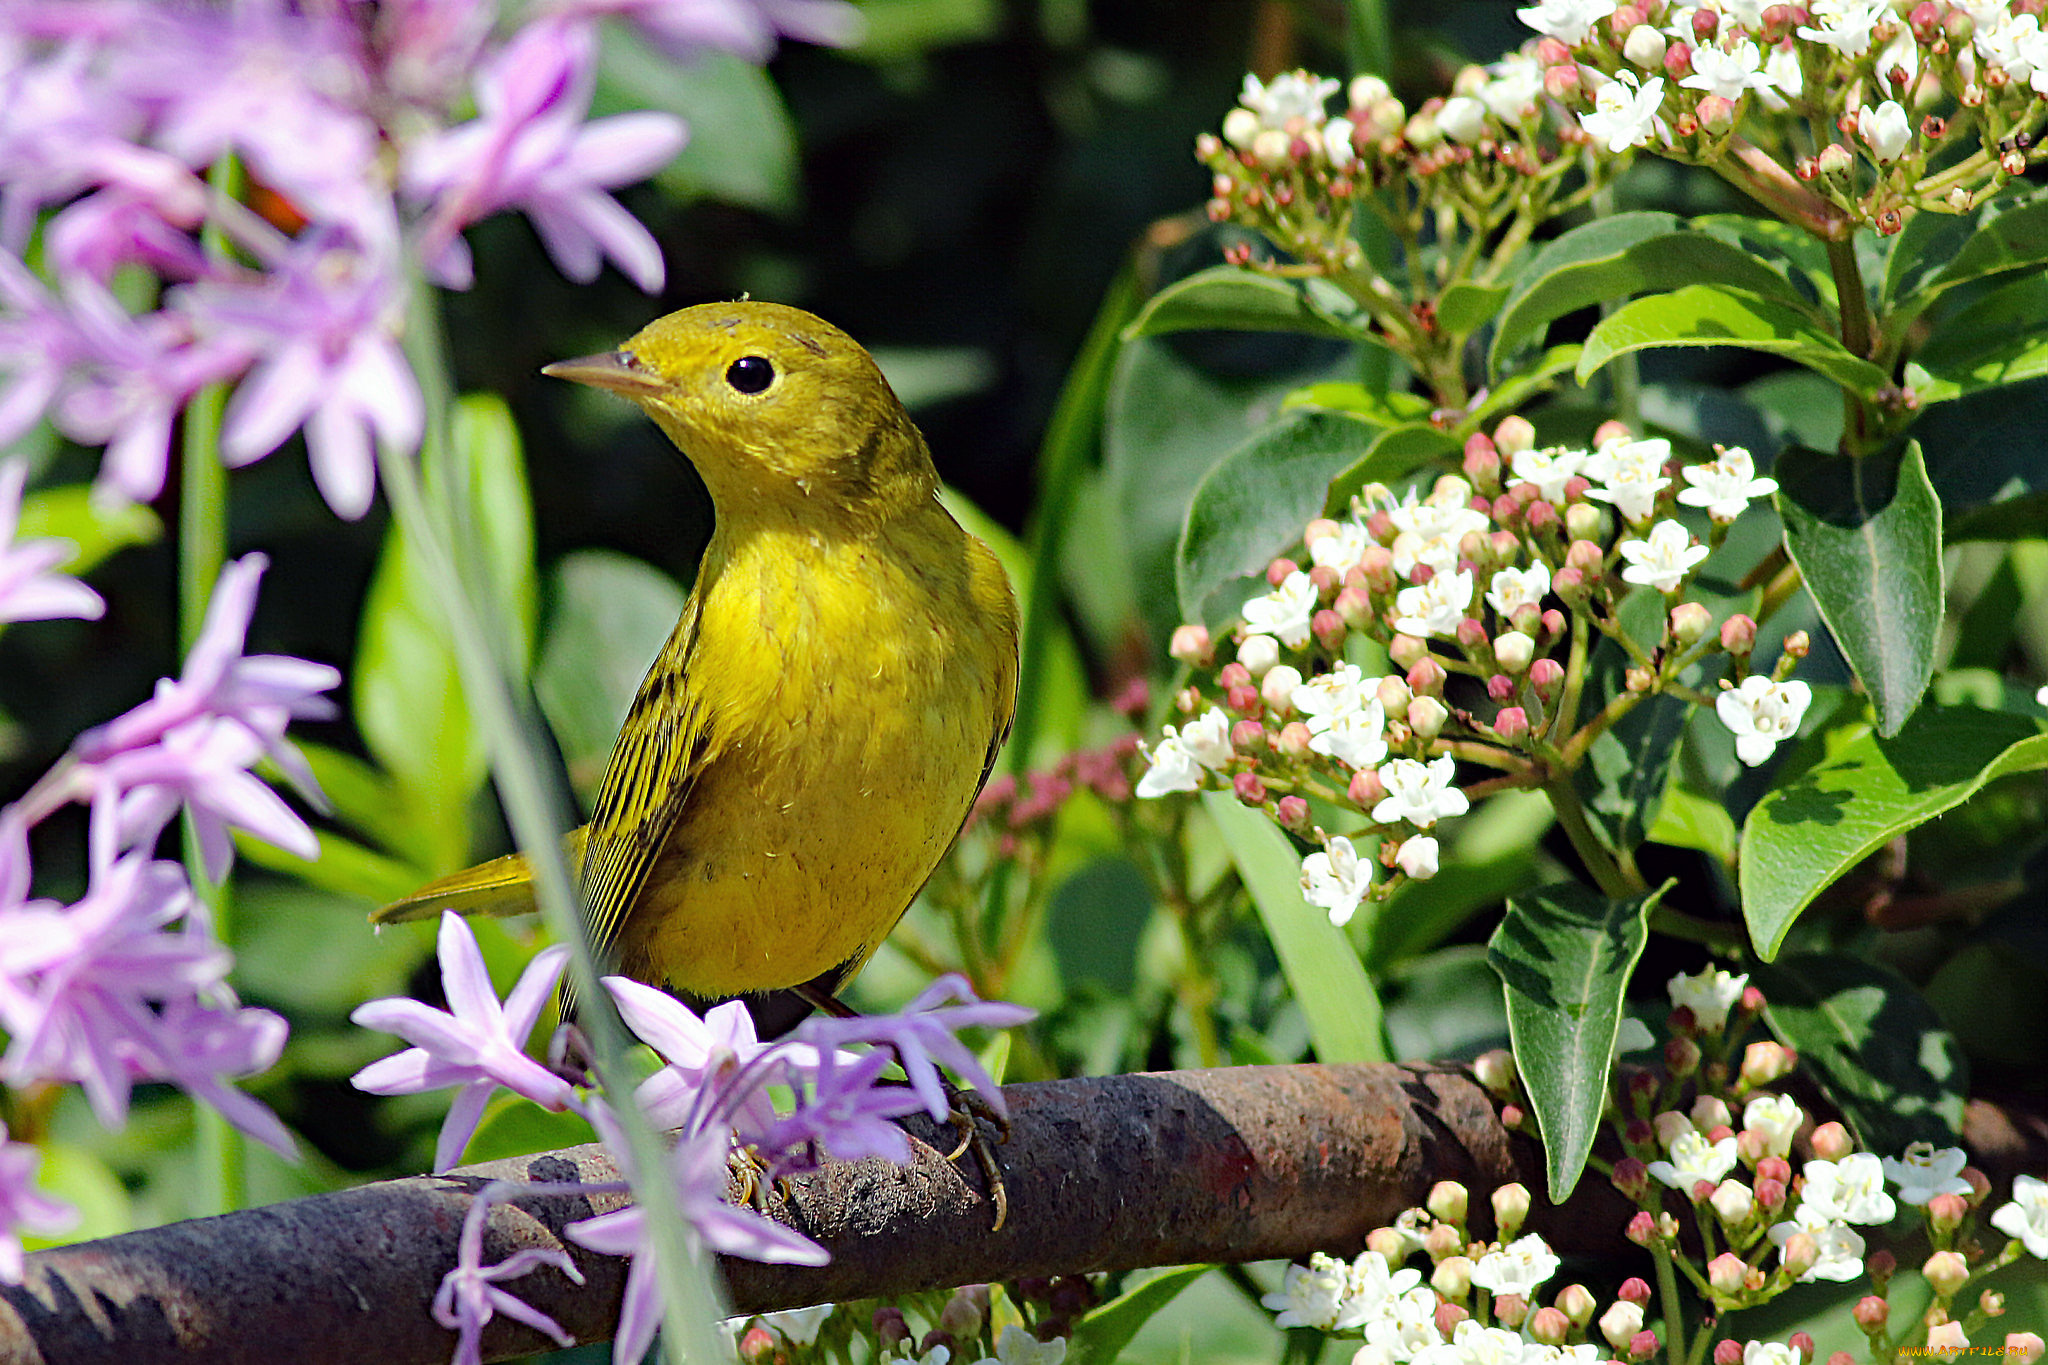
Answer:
[{"left": 0, "top": 1065, "right": 2040, "bottom": 1365}]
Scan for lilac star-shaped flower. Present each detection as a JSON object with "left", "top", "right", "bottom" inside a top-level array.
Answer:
[
  {"left": 352, "top": 912, "right": 576, "bottom": 1173},
  {"left": 802, "top": 973, "right": 1033, "bottom": 1123},
  {"left": 434, "top": 1182, "right": 583, "bottom": 1365},
  {"left": 0, "top": 459, "right": 104, "bottom": 625}
]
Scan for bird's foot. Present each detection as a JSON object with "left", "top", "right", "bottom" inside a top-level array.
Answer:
[
  {"left": 942, "top": 1081, "right": 1012, "bottom": 1233},
  {"left": 546, "top": 1022, "right": 595, "bottom": 1088},
  {"left": 727, "top": 1143, "right": 778, "bottom": 1211}
]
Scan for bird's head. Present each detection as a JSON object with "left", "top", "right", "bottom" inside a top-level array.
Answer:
[{"left": 545, "top": 300, "right": 935, "bottom": 521}]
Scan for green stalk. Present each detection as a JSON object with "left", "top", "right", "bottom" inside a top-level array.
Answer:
[{"left": 392, "top": 275, "right": 729, "bottom": 1363}]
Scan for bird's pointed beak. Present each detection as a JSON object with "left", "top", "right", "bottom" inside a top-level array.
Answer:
[{"left": 541, "top": 350, "right": 667, "bottom": 397}]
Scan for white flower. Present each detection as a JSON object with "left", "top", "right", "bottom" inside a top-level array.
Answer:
[
  {"left": 1769, "top": 1212, "right": 1867, "bottom": 1282},
  {"left": 1323, "top": 117, "right": 1359, "bottom": 169},
  {"left": 1262, "top": 1252, "right": 1362, "bottom": 1330},
  {"left": 1349, "top": 1249, "right": 1424, "bottom": 1323},
  {"left": 1585, "top": 437, "right": 1671, "bottom": 524},
  {"left": 1387, "top": 492, "right": 1488, "bottom": 579},
  {"left": 1309, "top": 699, "right": 1390, "bottom": 770},
  {"left": 1927, "top": 1322, "right": 1970, "bottom": 1353},
  {"left": 1302, "top": 835, "right": 1375, "bottom": 927},
  {"left": 1486, "top": 562, "right": 1551, "bottom": 619},
  {"left": 1991, "top": 1173, "right": 2048, "bottom": 1258},
  {"left": 1363, "top": 1287, "right": 1442, "bottom": 1360},
  {"left": 971, "top": 1324, "right": 1066, "bottom": 1365},
  {"left": 1263, "top": 664, "right": 1304, "bottom": 713},
  {"left": 1426, "top": 1320, "right": 1526, "bottom": 1365},
  {"left": 1715, "top": 675, "right": 1812, "bottom": 767},
  {"left": 1521, "top": 1347, "right": 1601, "bottom": 1365},
  {"left": 1135, "top": 731, "right": 1201, "bottom": 798},
  {"left": 1238, "top": 633, "right": 1281, "bottom": 676},
  {"left": 1646, "top": 1129, "right": 1740, "bottom": 1189},
  {"left": 1883, "top": 1142, "right": 1972, "bottom": 1206},
  {"left": 1180, "top": 706, "right": 1235, "bottom": 769},
  {"left": 1394, "top": 835, "right": 1439, "bottom": 880},
  {"left": 1678, "top": 446, "right": 1777, "bottom": 520},
  {"left": 1978, "top": 13, "right": 2048, "bottom": 88},
  {"left": 1468, "top": 1233, "right": 1561, "bottom": 1297},
  {"left": 1506, "top": 444, "right": 1586, "bottom": 503},
  {"left": 760, "top": 1304, "right": 834, "bottom": 1345},
  {"left": 1801, "top": 1153, "right": 1898, "bottom": 1225},
  {"left": 1616, "top": 519, "right": 1708, "bottom": 592},
  {"left": 1481, "top": 54, "right": 1546, "bottom": 121},
  {"left": 1393, "top": 569, "right": 1474, "bottom": 640},
  {"left": 2037, "top": 683, "right": 2048, "bottom": 709},
  {"left": 1309, "top": 520, "right": 1373, "bottom": 573},
  {"left": 1580, "top": 71, "right": 1666, "bottom": 153},
  {"left": 1438, "top": 95, "right": 1490, "bottom": 145},
  {"left": 1239, "top": 70, "right": 1341, "bottom": 128},
  {"left": 1296, "top": 662, "right": 1376, "bottom": 724},
  {"left": 1855, "top": 99, "right": 1912, "bottom": 163},
  {"left": 1744, "top": 1342, "right": 1802, "bottom": 1365},
  {"left": 1517, "top": 0, "right": 1619, "bottom": 43},
  {"left": 1668, "top": 965, "right": 1748, "bottom": 1031},
  {"left": 1372, "top": 755, "right": 1470, "bottom": 828},
  {"left": 1761, "top": 43, "right": 1803, "bottom": 106},
  {"left": 1798, "top": 0, "right": 1892, "bottom": 57},
  {"left": 1743, "top": 1094, "right": 1804, "bottom": 1159},
  {"left": 1243, "top": 571, "right": 1319, "bottom": 648},
  {"left": 1710, "top": 1178, "right": 1755, "bottom": 1224},
  {"left": 1682, "top": 41, "right": 1776, "bottom": 100}
]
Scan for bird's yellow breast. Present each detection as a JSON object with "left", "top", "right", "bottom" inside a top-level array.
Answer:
[{"left": 618, "top": 501, "right": 1014, "bottom": 999}]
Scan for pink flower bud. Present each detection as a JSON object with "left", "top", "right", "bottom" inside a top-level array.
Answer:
[
  {"left": 1347, "top": 766, "right": 1385, "bottom": 809},
  {"left": 1432, "top": 1255, "right": 1474, "bottom": 1297},
  {"left": 1390, "top": 633, "right": 1430, "bottom": 669},
  {"left": 1924, "top": 1250, "right": 1969, "bottom": 1297},
  {"left": 1493, "top": 1293, "right": 1529, "bottom": 1329},
  {"left": 1492, "top": 493, "right": 1521, "bottom": 524},
  {"left": 1232, "top": 771, "right": 1266, "bottom": 805},
  {"left": 1691, "top": 6, "right": 1718, "bottom": 38},
  {"left": 1691, "top": 1094, "right": 1731, "bottom": 1129},
  {"left": 1494, "top": 630, "right": 1536, "bottom": 673},
  {"left": 1335, "top": 585, "right": 1374, "bottom": 628},
  {"left": 1556, "top": 1282, "right": 1597, "bottom": 1327},
  {"left": 1424, "top": 1222, "right": 1463, "bottom": 1260},
  {"left": 1219, "top": 661, "right": 1252, "bottom": 689},
  {"left": 1456, "top": 617, "right": 1490, "bottom": 653},
  {"left": 1276, "top": 795, "right": 1310, "bottom": 832},
  {"left": 1526, "top": 500, "right": 1560, "bottom": 534},
  {"left": 1261, "top": 664, "right": 1302, "bottom": 713},
  {"left": 1494, "top": 707, "right": 1531, "bottom": 743},
  {"left": 1740, "top": 1039, "right": 1795, "bottom": 1086},
  {"left": 1792, "top": 1333, "right": 1815, "bottom": 1364},
  {"left": 1664, "top": 40, "right": 1694, "bottom": 79},
  {"left": 1719, "top": 613, "right": 1757, "bottom": 655},
  {"left": 1713, "top": 1341, "right": 1743, "bottom": 1365},
  {"left": 1360, "top": 544, "right": 1396, "bottom": 591},
  {"left": 1531, "top": 657, "right": 1565, "bottom": 700},
  {"left": 1487, "top": 674, "right": 1517, "bottom": 702},
  {"left": 1277, "top": 721, "right": 1314, "bottom": 759},
  {"left": 1227, "top": 683, "right": 1261, "bottom": 716},
  {"left": 1169, "top": 623, "right": 1213, "bottom": 666},
  {"left": 1626, "top": 1210, "right": 1660, "bottom": 1246},
  {"left": 1593, "top": 419, "right": 1632, "bottom": 447},
  {"left": 1406, "top": 656, "right": 1447, "bottom": 694},
  {"left": 1435, "top": 1301, "right": 1471, "bottom": 1339},
  {"left": 1754, "top": 1176, "right": 1786, "bottom": 1210},
  {"left": 1654, "top": 1110, "right": 1694, "bottom": 1147},
  {"left": 1494, "top": 414, "right": 1536, "bottom": 455},
  {"left": 1308, "top": 564, "right": 1341, "bottom": 600},
  {"left": 1757, "top": 1156, "right": 1791, "bottom": 1186},
  {"left": 1697, "top": 93, "right": 1736, "bottom": 131},
  {"left": 1409, "top": 695, "right": 1448, "bottom": 741},
  {"left": 1230, "top": 719, "right": 1268, "bottom": 753},
  {"left": 1267, "top": 557, "right": 1298, "bottom": 587},
  {"left": 1552, "top": 566, "right": 1586, "bottom": 602},
  {"left": 1566, "top": 539, "right": 1605, "bottom": 575},
  {"left": 1530, "top": 1307, "right": 1571, "bottom": 1345},
  {"left": 1304, "top": 517, "right": 1340, "bottom": 551},
  {"left": 1365, "top": 509, "right": 1396, "bottom": 542},
  {"left": 1365, "top": 1226, "right": 1406, "bottom": 1259},
  {"left": 1852, "top": 1295, "right": 1888, "bottom": 1331},
  {"left": 1619, "top": 1277, "right": 1651, "bottom": 1305},
  {"left": 1928, "top": 1192, "right": 1967, "bottom": 1232},
  {"left": 1534, "top": 37, "right": 1572, "bottom": 66},
  {"left": 1868, "top": 1248, "right": 1897, "bottom": 1287},
  {"left": 1670, "top": 602, "right": 1713, "bottom": 646},
  {"left": 1709, "top": 1179, "right": 1753, "bottom": 1225},
  {"left": 1540, "top": 607, "right": 1566, "bottom": 640},
  {"left": 1631, "top": 1330, "right": 1661, "bottom": 1361},
  {"left": 1783, "top": 629, "right": 1810, "bottom": 659},
  {"left": 1613, "top": 1156, "right": 1651, "bottom": 1201},
  {"left": 1376, "top": 675, "right": 1412, "bottom": 719},
  {"left": 1780, "top": 1231, "right": 1819, "bottom": 1279},
  {"left": 1811, "top": 1121, "right": 1853, "bottom": 1160},
  {"left": 1464, "top": 434, "right": 1502, "bottom": 492},
  {"left": 1312, "top": 608, "right": 1346, "bottom": 652}
]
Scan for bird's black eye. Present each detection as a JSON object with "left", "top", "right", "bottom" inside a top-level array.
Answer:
[{"left": 726, "top": 355, "right": 775, "bottom": 394}]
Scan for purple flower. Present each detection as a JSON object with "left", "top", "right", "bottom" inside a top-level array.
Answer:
[
  {"left": 0, "top": 459, "right": 104, "bottom": 624},
  {"left": 351, "top": 912, "right": 576, "bottom": 1173},
  {"left": 186, "top": 232, "right": 422, "bottom": 520},
  {"left": 46, "top": 187, "right": 207, "bottom": 285},
  {"left": 604, "top": 978, "right": 786, "bottom": 1137},
  {"left": 0, "top": 1122, "right": 78, "bottom": 1284},
  {"left": 568, "top": 1104, "right": 827, "bottom": 1365},
  {"left": 401, "top": 17, "right": 685, "bottom": 293},
  {"left": 756, "top": 1044, "right": 919, "bottom": 1174},
  {"left": 125, "top": 996, "right": 296, "bottom": 1158},
  {"left": 434, "top": 1182, "right": 583, "bottom": 1365},
  {"left": 551, "top": 0, "right": 864, "bottom": 63},
  {"left": 0, "top": 250, "right": 77, "bottom": 446},
  {"left": 0, "top": 851, "right": 225, "bottom": 1128},
  {"left": 803, "top": 974, "right": 1033, "bottom": 1123},
  {"left": 88, "top": 715, "right": 318, "bottom": 879}
]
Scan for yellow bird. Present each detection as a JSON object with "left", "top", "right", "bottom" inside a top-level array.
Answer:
[{"left": 375, "top": 301, "right": 1019, "bottom": 1039}]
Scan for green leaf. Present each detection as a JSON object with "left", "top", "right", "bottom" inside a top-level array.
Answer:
[
  {"left": 1203, "top": 794, "right": 1386, "bottom": 1063},
  {"left": 1755, "top": 955, "right": 1967, "bottom": 1148},
  {"left": 1572, "top": 589, "right": 1689, "bottom": 855},
  {"left": 1885, "top": 184, "right": 2048, "bottom": 322},
  {"left": 1436, "top": 279, "right": 1511, "bottom": 336},
  {"left": 1490, "top": 213, "right": 1812, "bottom": 374},
  {"left": 1645, "top": 785, "right": 1738, "bottom": 864},
  {"left": 1323, "top": 423, "right": 1464, "bottom": 513},
  {"left": 1487, "top": 882, "right": 1662, "bottom": 1202},
  {"left": 1694, "top": 213, "right": 1840, "bottom": 309},
  {"left": 1774, "top": 440, "right": 1942, "bottom": 737},
  {"left": 535, "top": 550, "right": 687, "bottom": 804},
  {"left": 1174, "top": 409, "right": 1376, "bottom": 627},
  {"left": 464, "top": 1092, "right": 600, "bottom": 1165},
  {"left": 594, "top": 41, "right": 796, "bottom": 213},
  {"left": 1068, "top": 1265, "right": 1215, "bottom": 1365},
  {"left": 1577, "top": 285, "right": 1890, "bottom": 397},
  {"left": 1909, "top": 274, "right": 2048, "bottom": 404},
  {"left": 1741, "top": 704, "right": 2048, "bottom": 959},
  {"left": 235, "top": 826, "right": 422, "bottom": 905},
  {"left": 16, "top": 485, "right": 160, "bottom": 575},
  {"left": 23, "top": 1144, "right": 132, "bottom": 1249},
  {"left": 1123, "top": 266, "right": 1384, "bottom": 346},
  {"left": 448, "top": 394, "right": 538, "bottom": 675}
]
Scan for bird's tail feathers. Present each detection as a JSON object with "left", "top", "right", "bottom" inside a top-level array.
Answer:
[{"left": 369, "top": 851, "right": 540, "bottom": 924}]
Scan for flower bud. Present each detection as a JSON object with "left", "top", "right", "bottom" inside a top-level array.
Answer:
[
  {"left": 1230, "top": 719, "right": 1268, "bottom": 755},
  {"left": 1601, "top": 1300, "right": 1646, "bottom": 1349},
  {"left": 1406, "top": 656, "right": 1447, "bottom": 694},
  {"left": 1665, "top": 1035, "right": 1701, "bottom": 1078},
  {"left": 1623, "top": 23, "right": 1667, "bottom": 67},
  {"left": 1494, "top": 630, "right": 1535, "bottom": 673},
  {"left": 1626, "top": 1210, "right": 1660, "bottom": 1246},
  {"left": 1308, "top": 564, "right": 1341, "bottom": 601},
  {"left": 1464, "top": 434, "right": 1502, "bottom": 492},
  {"left": 1276, "top": 794, "right": 1310, "bottom": 833},
  {"left": 1227, "top": 683, "right": 1261, "bottom": 716},
  {"left": 1304, "top": 517, "right": 1340, "bottom": 552},
  {"left": 1219, "top": 661, "right": 1252, "bottom": 690},
  {"left": 1552, "top": 566, "right": 1586, "bottom": 604},
  {"left": 1707, "top": 1252, "right": 1747, "bottom": 1296},
  {"left": 1670, "top": 602, "right": 1713, "bottom": 647},
  {"left": 1868, "top": 1248, "right": 1896, "bottom": 1289},
  {"left": 1654, "top": 1110, "right": 1695, "bottom": 1148},
  {"left": 1494, "top": 707, "right": 1531, "bottom": 743},
  {"left": 1432, "top": 1255, "right": 1474, "bottom": 1297},
  {"left": 1612, "top": 1156, "right": 1651, "bottom": 1201},
  {"left": 1233, "top": 771, "right": 1266, "bottom": 805},
  {"left": 1526, "top": 499, "right": 1559, "bottom": 534},
  {"left": 1718, "top": 613, "right": 1756, "bottom": 656},
  {"left": 1409, "top": 695, "right": 1449, "bottom": 741},
  {"left": 1562, "top": 501, "right": 1603, "bottom": 544},
  {"left": 2007, "top": 1334, "right": 2045, "bottom": 1364},
  {"left": 1457, "top": 616, "right": 1490, "bottom": 652},
  {"left": 1691, "top": 6, "right": 1718, "bottom": 38},
  {"left": 1924, "top": 1249, "right": 1970, "bottom": 1297},
  {"left": 1473, "top": 1048, "right": 1517, "bottom": 1096},
  {"left": 1779, "top": 1231, "right": 1819, "bottom": 1279},
  {"left": 1709, "top": 1179, "right": 1754, "bottom": 1225},
  {"left": 1928, "top": 1322, "right": 1969, "bottom": 1353},
  {"left": 1811, "top": 1121, "right": 1853, "bottom": 1161},
  {"left": 1783, "top": 629, "right": 1810, "bottom": 659},
  {"left": 1852, "top": 1295, "right": 1888, "bottom": 1331},
  {"left": 1816, "top": 142, "right": 1855, "bottom": 178},
  {"left": 1740, "top": 1040, "right": 1795, "bottom": 1087},
  {"left": 1277, "top": 721, "right": 1314, "bottom": 759},
  {"left": 1267, "top": 557, "right": 1299, "bottom": 588},
  {"left": 1390, "top": 633, "right": 1430, "bottom": 669},
  {"left": 1435, "top": 1301, "right": 1471, "bottom": 1339},
  {"left": 1365, "top": 1226, "right": 1407, "bottom": 1259},
  {"left": 1631, "top": 1331, "right": 1661, "bottom": 1361},
  {"left": 1557, "top": 1283, "right": 1597, "bottom": 1327},
  {"left": 1565, "top": 539, "right": 1605, "bottom": 576},
  {"left": 1335, "top": 585, "right": 1374, "bottom": 629},
  {"left": 1492, "top": 1293, "right": 1529, "bottom": 1329},
  {"left": 1690, "top": 1094, "right": 1731, "bottom": 1130},
  {"left": 1376, "top": 675, "right": 1412, "bottom": 719},
  {"left": 1312, "top": 608, "right": 1347, "bottom": 652},
  {"left": 1494, "top": 415, "right": 1536, "bottom": 455},
  {"left": 1261, "top": 664, "right": 1302, "bottom": 713},
  {"left": 1170, "top": 623, "right": 1214, "bottom": 667},
  {"left": 1713, "top": 1341, "right": 1744, "bottom": 1365},
  {"left": 1529, "top": 1307, "right": 1571, "bottom": 1345},
  {"left": 1487, "top": 673, "right": 1516, "bottom": 703},
  {"left": 1530, "top": 657, "right": 1565, "bottom": 701},
  {"left": 1664, "top": 40, "right": 1693, "bottom": 79},
  {"left": 1754, "top": 1175, "right": 1787, "bottom": 1210},
  {"left": 939, "top": 1289, "right": 984, "bottom": 1339},
  {"left": 1697, "top": 94, "right": 1736, "bottom": 132},
  {"left": 1424, "top": 1221, "right": 1464, "bottom": 1261},
  {"left": 874, "top": 1306, "right": 911, "bottom": 1348},
  {"left": 1427, "top": 1180, "right": 1469, "bottom": 1224},
  {"left": 1347, "top": 766, "right": 1385, "bottom": 809},
  {"left": 1928, "top": 1192, "right": 1968, "bottom": 1233},
  {"left": 1492, "top": 1182, "right": 1532, "bottom": 1238}
]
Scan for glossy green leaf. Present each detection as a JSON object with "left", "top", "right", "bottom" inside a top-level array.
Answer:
[
  {"left": 464, "top": 1092, "right": 600, "bottom": 1165},
  {"left": 1741, "top": 704, "right": 2048, "bottom": 959},
  {"left": 1123, "top": 266, "right": 1384, "bottom": 346},
  {"left": 447, "top": 394, "right": 538, "bottom": 675},
  {"left": 1490, "top": 213, "right": 1810, "bottom": 373},
  {"left": 1069, "top": 1265, "right": 1215, "bottom": 1365},
  {"left": 1203, "top": 794, "right": 1386, "bottom": 1063},
  {"left": 1909, "top": 274, "right": 2048, "bottom": 404},
  {"left": 1487, "top": 882, "right": 1662, "bottom": 1201},
  {"left": 535, "top": 550, "right": 686, "bottom": 803},
  {"left": 1885, "top": 183, "right": 2048, "bottom": 321},
  {"left": 1572, "top": 587, "right": 1688, "bottom": 855},
  {"left": 1694, "top": 213, "right": 1839, "bottom": 309},
  {"left": 1323, "top": 423, "right": 1464, "bottom": 513},
  {"left": 1577, "top": 285, "right": 1889, "bottom": 396},
  {"left": 1437, "top": 279, "right": 1510, "bottom": 336},
  {"left": 1755, "top": 955, "right": 1967, "bottom": 1149},
  {"left": 1645, "top": 785, "right": 1738, "bottom": 864},
  {"left": 234, "top": 826, "right": 422, "bottom": 905},
  {"left": 1174, "top": 409, "right": 1380, "bottom": 626},
  {"left": 1774, "top": 440, "right": 1942, "bottom": 737},
  {"left": 17, "top": 485, "right": 161, "bottom": 575}
]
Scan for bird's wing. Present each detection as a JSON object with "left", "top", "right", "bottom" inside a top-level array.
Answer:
[{"left": 579, "top": 592, "right": 714, "bottom": 967}]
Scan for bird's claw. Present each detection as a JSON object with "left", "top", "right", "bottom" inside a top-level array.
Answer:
[{"left": 942, "top": 1082, "right": 1012, "bottom": 1232}]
